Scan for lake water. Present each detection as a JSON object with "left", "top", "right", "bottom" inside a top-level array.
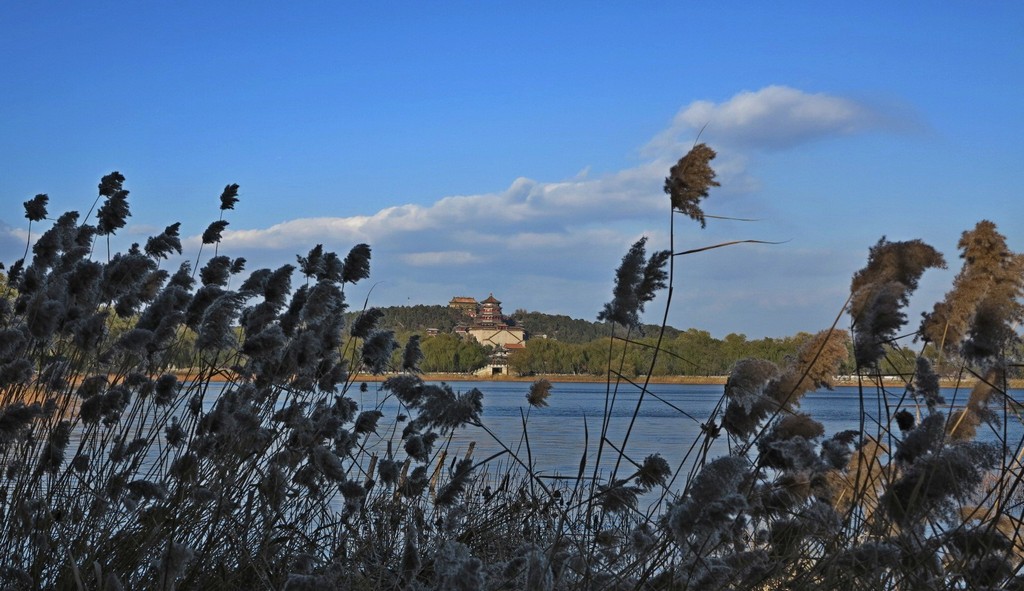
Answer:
[
  {"left": 57, "top": 378, "right": 1022, "bottom": 516},
  {"left": 352, "top": 380, "right": 1024, "bottom": 487}
]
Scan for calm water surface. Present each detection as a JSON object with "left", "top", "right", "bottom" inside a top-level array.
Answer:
[
  {"left": 352, "top": 381, "right": 1024, "bottom": 481},
  {"left": 95, "top": 380, "right": 1020, "bottom": 514}
]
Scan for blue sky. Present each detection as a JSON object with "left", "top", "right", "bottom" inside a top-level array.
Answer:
[{"left": 2, "top": 2, "right": 1022, "bottom": 338}]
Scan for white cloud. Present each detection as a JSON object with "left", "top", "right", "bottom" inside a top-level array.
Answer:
[
  {"left": 647, "top": 85, "right": 898, "bottom": 154},
  {"left": 503, "top": 228, "right": 625, "bottom": 251},
  {"left": 0, "top": 223, "right": 28, "bottom": 264},
  {"left": 171, "top": 85, "right": 912, "bottom": 337},
  {"left": 5, "top": 226, "right": 29, "bottom": 244},
  {"left": 214, "top": 162, "right": 667, "bottom": 255},
  {"left": 219, "top": 215, "right": 373, "bottom": 249},
  {"left": 401, "top": 251, "right": 482, "bottom": 266}
]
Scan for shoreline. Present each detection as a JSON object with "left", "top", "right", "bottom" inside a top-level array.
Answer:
[
  {"left": 350, "top": 373, "right": 1024, "bottom": 390},
  {"left": 168, "top": 370, "right": 1023, "bottom": 390}
]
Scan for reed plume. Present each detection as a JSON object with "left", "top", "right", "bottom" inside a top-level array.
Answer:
[
  {"left": 597, "top": 237, "right": 669, "bottom": 330},
  {"left": 848, "top": 238, "right": 944, "bottom": 367},
  {"left": 921, "top": 220, "right": 1024, "bottom": 361},
  {"left": 664, "top": 143, "right": 719, "bottom": 228}
]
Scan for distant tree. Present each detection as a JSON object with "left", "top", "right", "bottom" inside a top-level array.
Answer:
[
  {"left": 347, "top": 305, "right": 468, "bottom": 334},
  {"left": 419, "top": 334, "right": 488, "bottom": 373}
]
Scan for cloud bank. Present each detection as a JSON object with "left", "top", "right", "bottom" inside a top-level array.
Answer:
[
  {"left": 1, "top": 86, "right": 909, "bottom": 336},
  {"left": 647, "top": 85, "right": 900, "bottom": 154}
]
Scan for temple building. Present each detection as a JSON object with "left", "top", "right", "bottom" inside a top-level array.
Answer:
[
  {"left": 448, "top": 296, "right": 478, "bottom": 317},
  {"left": 448, "top": 293, "right": 526, "bottom": 349},
  {"left": 476, "top": 294, "right": 503, "bottom": 326}
]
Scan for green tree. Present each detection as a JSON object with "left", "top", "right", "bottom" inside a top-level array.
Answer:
[{"left": 419, "top": 334, "right": 487, "bottom": 373}]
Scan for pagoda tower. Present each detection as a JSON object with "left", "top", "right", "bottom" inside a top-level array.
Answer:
[{"left": 477, "top": 293, "right": 502, "bottom": 326}]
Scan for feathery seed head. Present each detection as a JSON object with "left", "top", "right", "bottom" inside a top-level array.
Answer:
[
  {"left": 116, "top": 328, "right": 154, "bottom": 352},
  {"left": 895, "top": 409, "right": 915, "bottom": 432},
  {"left": 239, "top": 268, "right": 272, "bottom": 294},
  {"left": 378, "top": 458, "right": 402, "bottom": 486},
  {"left": 199, "top": 255, "right": 232, "bottom": 287},
  {"left": 297, "top": 244, "right": 324, "bottom": 279},
  {"left": 341, "top": 243, "right": 371, "bottom": 284},
  {"left": 770, "top": 329, "right": 850, "bottom": 403},
  {"left": 0, "top": 328, "right": 28, "bottom": 360},
  {"left": 154, "top": 374, "right": 178, "bottom": 406},
  {"left": 311, "top": 445, "right": 346, "bottom": 481},
  {"left": 196, "top": 291, "right": 244, "bottom": 350},
  {"left": 219, "top": 183, "right": 240, "bottom": 210},
  {"left": 300, "top": 281, "right": 345, "bottom": 324},
  {"left": 7, "top": 259, "right": 24, "bottom": 284},
  {"left": 921, "top": 221, "right": 1023, "bottom": 358},
  {"left": 361, "top": 330, "right": 397, "bottom": 374},
  {"left": 771, "top": 413, "right": 825, "bottom": 441},
  {"left": 241, "top": 324, "right": 287, "bottom": 362},
  {"left": 434, "top": 541, "right": 484, "bottom": 591},
  {"left": 191, "top": 487, "right": 216, "bottom": 504},
  {"left": 895, "top": 412, "right": 946, "bottom": 464},
  {"left": 402, "top": 335, "right": 424, "bottom": 372},
  {"left": 339, "top": 479, "right": 365, "bottom": 500},
  {"left": 401, "top": 466, "right": 429, "bottom": 498},
  {"left": 598, "top": 237, "right": 669, "bottom": 330},
  {"left": 435, "top": 458, "right": 476, "bottom": 507},
  {"left": 354, "top": 410, "right": 384, "bottom": 435},
  {"left": 264, "top": 264, "right": 295, "bottom": 305},
  {"left": 848, "top": 238, "right": 944, "bottom": 367},
  {"left": 884, "top": 441, "right": 999, "bottom": 524},
  {"left": 201, "top": 220, "right": 229, "bottom": 245},
  {"left": 757, "top": 435, "right": 821, "bottom": 471},
  {"left": 144, "top": 223, "right": 183, "bottom": 260},
  {"left": 597, "top": 482, "right": 640, "bottom": 514},
  {"left": 24, "top": 194, "right": 48, "bottom": 222},
  {"left": 635, "top": 454, "right": 671, "bottom": 490},
  {"left": 169, "top": 261, "right": 194, "bottom": 290},
  {"left": 913, "top": 356, "right": 944, "bottom": 410},
  {"left": 77, "top": 375, "right": 108, "bottom": 399},
  {"left": 416, "top": 385, "right": 484, "bottom": 431},
  {"left": 382, "top": 374, "right": 425, "bottom": 406},
  {"left": 0, "top": 403, "right": 43, "bottom": 443},
  {"left": 98, "top": 171, "right": 125, "bottom": 197},
  {"left": 37, "top": 421, "right": 71, "bottom": 474},
  {"left": 165, "top": 418, "right": 186, "bottom": 447},
  {"left": 126, "top": 479, "right": 169, "bottom": 502},
  {"left": 96, "top": 193, "right": 130, "bottom": 236},
  {"left": 723, "top": 358, "right": 781, "bottom": 438},
  {"left": 71, "top": 454, "right": 90, "bottom": 473},
  {"left": 155, "top": 542, "right": 195, "bottom": 590},
  {"left": 820, "top": 430, "right": 859, "bottom": 470},
  {"left": 0, "top": 359, "right": 34, "bottom": 388},
  {"left": 404, "top": 432, "right": 439, "bottom": 463},
  {"left": 527, "top": 379, "right": 552, "bottom": 408},
  {"left": 664, "top": 143, "right": 719, "bottom": 228}
]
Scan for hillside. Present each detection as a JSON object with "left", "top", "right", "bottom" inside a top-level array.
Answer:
[
  {"left": 349, "top": 304, "right": 468, "bottom": 333},
  {"left": 510, "top": 310, "right": 681, "bottom": 343},
  {"left": 347, "top": 304, "right": 680, "bottom": 344}
]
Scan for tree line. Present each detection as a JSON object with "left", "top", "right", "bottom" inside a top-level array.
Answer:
[
  {"left": 5, "top": 279, "right": 1008, "bottom": 378},
  {"left": 358, "top": 306, "right": 1021, "bottom": 378},
  {"left": 506, "top": 330, "right": 830, "bottom": 377},
  {"left": 355, "top": 305, "right": 822, "bottom": 376}
]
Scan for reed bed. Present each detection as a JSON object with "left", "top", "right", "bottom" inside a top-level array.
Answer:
[{"left": 1, "top": 153, "right": 1022, "bottom": 590}]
